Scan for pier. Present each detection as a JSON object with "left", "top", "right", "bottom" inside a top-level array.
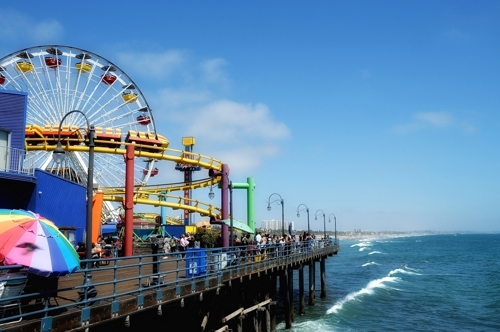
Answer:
[{"left": 0, "top": 240, "right": 339, "bottom": 331}]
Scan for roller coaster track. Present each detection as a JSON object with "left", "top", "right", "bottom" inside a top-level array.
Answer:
[
  {"left": 25, "top": 138, "right": 224, "bottom": 219},
  {"left": 100, "top": 178, "right": 222, "bottom": 218},
  {"left": 25, "top": 138, "right": 223, "bottom": 172}
]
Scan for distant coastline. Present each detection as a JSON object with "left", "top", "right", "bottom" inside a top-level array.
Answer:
[
  {"left": 333, "top": 230, "right": 498, "bottom": 241},
  {"left": 257, "top": 228, "right": 498, "bottom": 241}
]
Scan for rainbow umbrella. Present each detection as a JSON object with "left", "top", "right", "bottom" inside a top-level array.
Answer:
[{"left": 0, "top": 209, "right": 80, "bottom": 277}]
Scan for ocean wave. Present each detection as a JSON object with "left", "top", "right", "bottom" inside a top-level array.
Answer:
[
  {"left": 351, "top": 241, "right": 372, "bottom": 248},
  {"left": 368, "top": 251, "right": 383, "bottom": 255},
  {"left": 388, "top": 265, "right": 422, "bottom": 276},
  {"left": 362, "top": 261, "right": 379, "bottom": 267},
  {"left": 326, "top": 275, "right": 400, "bottom": 315}
]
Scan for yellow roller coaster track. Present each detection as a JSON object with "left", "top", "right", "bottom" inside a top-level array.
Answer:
[
  {"left": 25, "top": 136, "right": 224, "bottom": 219},
  {"left": 100, "top": 178, "right": 222, "bottom": 218}
]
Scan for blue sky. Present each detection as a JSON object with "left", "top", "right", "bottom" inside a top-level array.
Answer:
[{"left": 1, "top": 1, "right": 499, "bottom": 232}]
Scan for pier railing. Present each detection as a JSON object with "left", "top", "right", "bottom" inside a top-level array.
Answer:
[{"left": 0, "top": 239, "right": 339, "bottom": 329}]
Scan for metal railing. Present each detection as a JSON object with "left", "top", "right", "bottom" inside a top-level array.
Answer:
[
  {"left": 0, "top": 145, "right": 34, "bottom": 176},
  {"left": 0, "top": 239, "right": 339, "bottom": 327}
]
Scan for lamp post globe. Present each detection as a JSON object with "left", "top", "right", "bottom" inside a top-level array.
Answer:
[{"left": 52, "top": 142, "right": 66, "bottom": 164}]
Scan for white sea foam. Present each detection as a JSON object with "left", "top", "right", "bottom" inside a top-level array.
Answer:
[
  {"left": 326, "top": 274, "right": 400, "bottom": 314},
  {"left": 368, "top": 251, "right": 382, "bottom": 255},
  {"left": 389, "top": 265, "right": 421, "bottom": 276},
  {"left": 359, "top": 247, "right": 368, "bottom": 252},
  {"left": 362, "top": 261, "right": 379, "bottom": 267},
  {"left": 276, "top": 319, "right": 335, "bottom": 331},
  {"left": 351, "top": 241, "right": 372, "bottom": 248}
]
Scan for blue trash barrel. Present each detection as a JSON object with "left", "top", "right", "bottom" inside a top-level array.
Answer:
[{"left": 185, "top": 248, "right": 206, "bottom": 277}]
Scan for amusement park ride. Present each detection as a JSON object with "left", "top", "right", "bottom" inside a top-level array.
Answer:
[{"left": 0, "top": 45, "right": 255, "bottom": 247}]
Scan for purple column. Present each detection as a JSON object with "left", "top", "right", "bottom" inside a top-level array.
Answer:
[{"left": 221, "top": 164, "right": 229, "bottom": 247}]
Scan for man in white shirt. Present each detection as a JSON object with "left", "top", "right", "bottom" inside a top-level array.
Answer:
[
  {"left": 255, "top": 232, "right": 262, "bottom": 245},
  {"left": 179, "top": 234, "right": 189, "bottom": 257}
]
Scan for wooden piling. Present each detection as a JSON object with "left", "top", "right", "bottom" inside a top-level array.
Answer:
[
  {"left": 298, "top": 264, "right": 305, "bottom": 315},
  {"left": 320, "top": 257, "right": 326, "bottom": 298},
  {"left": 288, "top": 267, "right": 294, "bottom": 322},
  {"left": 280, "top": 270, "right": 292, "bottom": 329},
  {"left": 308, "top": 261, "right": 315, "bottom": 306},
  {"left": 270, "top": 273, "right": 277, "bottom": 331}
]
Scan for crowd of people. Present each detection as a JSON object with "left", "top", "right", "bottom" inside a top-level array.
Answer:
[
  {"left": 76, "top": 230, "right": 320, "bottom": 267},
  {"left": 75, "top": 234, "right": 123, "bottom": 265},
  {"left": 149, "top": 232, "right": 198, "bottom": 258},
  {"left": 228, "top": 231, "right": 317, "bottom": 262}
]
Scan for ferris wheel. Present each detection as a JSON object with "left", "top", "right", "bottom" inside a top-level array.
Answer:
[{"left": 0, "top": 45, "right": 160, "bottom": 220}]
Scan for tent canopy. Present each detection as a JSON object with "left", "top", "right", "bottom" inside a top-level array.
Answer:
[{"left": 220, "top": 219, "right": 254, "bottom": 234}]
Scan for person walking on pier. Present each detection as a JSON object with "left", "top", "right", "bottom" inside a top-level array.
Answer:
[
  {"left": 169, "top": 237, "right": 177, "bottom": 253},
  {"left": 162, "top": 236, "right": 171, "bottom": 258},
  {"left": 179, "top": 234, "right": 189, "bottom": 258}
]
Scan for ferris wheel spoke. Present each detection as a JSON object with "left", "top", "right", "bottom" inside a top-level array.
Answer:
[
  {"left": 27, "top": 151, "right": 52, "bottom": 169},
  {"left": 72, "top": 57, "right": 99, "bottom": 114},
  {"left": 26, "top": 95, "right": 52, "bottom": 125},
  {"left": 69, "top": 152, "right": 90, "bottom": 184},
  {"left": 0, "top": 61, "right": 26, "bottom": 92},
  {"left": 92, "top": 106, "right": 138, "bottom": 129},
  {"left": 85, "top": 86, "right": 126, "bottom": 125},
  {"left": 88, "top": 91, "right": 132, "bottom": 125},
  {"left": 31, "top": 52, "right": 61, "bottom": 119},
  {"left": 21, "top": 66, "right": 58, "bottom": 121}
]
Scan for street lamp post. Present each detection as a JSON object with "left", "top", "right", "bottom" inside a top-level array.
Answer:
[
  {"left": 329, "top": 213, "right": 337, "bottom": 245},
  {"left": 209, "top": 172, "right": 233, "bottom": 247},
  {"left": 267, "top": 193, "right": 284, "bottom": 236},
  {"left": 296, "top": 204, "right": 310, "bottom": 235},
  {"left": 315, "top": 210, "right": 326, "bottom": 240},
  {"left": 52, "top": 110, "right": 95, "bottom": 267}
]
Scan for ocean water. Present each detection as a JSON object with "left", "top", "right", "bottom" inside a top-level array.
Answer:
[{"left": 277, "top": 234, "right": 500, "bottom": 332}]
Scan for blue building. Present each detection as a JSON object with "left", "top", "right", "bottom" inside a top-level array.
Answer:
[{"left": 0, "top": 89, "right": 86, "bottom": 246}]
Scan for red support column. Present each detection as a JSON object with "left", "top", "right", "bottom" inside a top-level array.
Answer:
[{"left": 124, "top": 144, "right": 135, "bottom": 256}]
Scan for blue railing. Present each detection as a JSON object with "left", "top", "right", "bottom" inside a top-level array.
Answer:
[{"left": 0, "top": 239, "right": 338, "bottom": 326}]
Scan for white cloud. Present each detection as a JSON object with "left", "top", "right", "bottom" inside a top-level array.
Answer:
[
  {"left": 394, "top": 111, "right": 475, "bottom": 134},
  {"left": 116, "top": 50, "right": 186, "bottom": 80},
  {"left": 184, "top": 100, "right": 290, "bottom": 143},
  {"left": 32, "top": 20, "right": 64, "bottom": 41},
  {"left": 0, "top": 10, "right": 63, "bottom": 43},
  {"left": 151, "top": 99, "right": 290, "bottom": 174},
  {"left": 153, "top": 87, "right": 212, "bottom": 109},
  {"left": 414, "top": 111, "right": 453, "bottom": 128},
  {"left": 200, "top": 58, "right": 230, "bottom": 85},
  {"left": 214, "top": 145, "right": 280, "bottom": 175}
]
